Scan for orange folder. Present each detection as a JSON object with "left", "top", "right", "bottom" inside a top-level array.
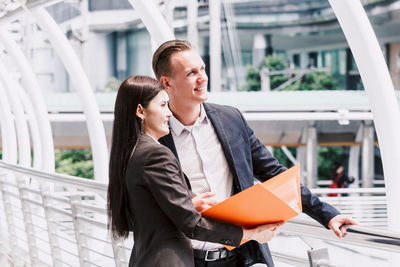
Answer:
[{"left": 202, "top": 164, "right": 302, "bottom": 228}]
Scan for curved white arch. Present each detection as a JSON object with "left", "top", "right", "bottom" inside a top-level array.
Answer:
[
  {"left": 18, "top": 87, "right": 42, "bottom": 169},
  {"left": 0, "top": 85, "right": 17, "bottom": 164},
  {"left": 329, "top": 0, "right": 400, "bottom": 231},
  {"left": 0, "top": 28, "right": 55, "bottom": 171},
  {"left": 127, "top": 0, "right": 174, "bottom": 48},
  {"left": 28, "top": 7, "right": 109, "bottom": 181},
  {"left": 0, "top": 61, "right": 31, "bottom": 167}
]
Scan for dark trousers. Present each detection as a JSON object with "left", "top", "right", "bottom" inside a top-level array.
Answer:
[{"left": 194, "top": 249, "right": 246, "bottom": 267}]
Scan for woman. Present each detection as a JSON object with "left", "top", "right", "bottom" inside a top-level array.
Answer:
[{"left": 108, "top": 75, "right": 281, "bottom": 267}]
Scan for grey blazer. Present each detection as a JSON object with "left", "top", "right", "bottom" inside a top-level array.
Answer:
[{"left": 126, "top": 134, "right": 243, "bottom": 267}]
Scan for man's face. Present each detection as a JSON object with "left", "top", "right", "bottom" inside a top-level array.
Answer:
[{"left": 164, "top": 49, "right": 208, "bottom": 107}]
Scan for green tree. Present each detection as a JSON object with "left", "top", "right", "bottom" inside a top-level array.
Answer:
[
  {"left": 264, "top": 55, "right": 289, "bottom": 89},
  {"left": 245, "top": 66, "right": 261, "bottom": 91},
  {"left": 272, "top": 147, "right": 296, "bottom": 168},
  {"left": 55, "top": 149, "right": 94, "bottom": 179},
  {"left": 271, "top": 146, "right": 348, "bottom": 182},
  {"left": 318, "top": 146, "right": 349, "bottom": 181},
  {"left": 105, "top": 77, "right": 121, "bottom": 92},
  {"left": 244, "top": 54, "right": 337, "bottom": 91}
]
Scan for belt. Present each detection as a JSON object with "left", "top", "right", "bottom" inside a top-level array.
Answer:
[{"left": 193, "top": 248, "right": 229, "bottom": 262}]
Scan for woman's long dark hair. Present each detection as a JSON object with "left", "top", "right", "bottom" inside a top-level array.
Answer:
[{"left": 108, "top": 75, "right": 163, "bottom": 239}]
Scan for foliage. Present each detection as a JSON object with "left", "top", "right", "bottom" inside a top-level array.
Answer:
[
  {"left": 244, "top": 54, "right": 337, "bottom": 91},
  {"left": 272, "top": 146, "right": 348, "bottom": 181},
  {"left": 0, "top": 150, "right": 2, "bottom": 160},
  {"left": 105, "top": 77, "right": 121, "bottom": 92},
  {"left": 264, "top": 55, "right": 289, "bottom": 89},
  {"left": 318, "top": 146, "right": 349, "bottom": 181},
  {"left": 245, "top": 66, "right": 261, "bottom": 91},
  {"left": 272, "top": 147, "right": 296, "bottom": 169},
  {"left": 55, "top": 149, "right": 94, "bottom": 179},
  {"left": 285, "top": 72, "right": 337, "bottom": 91}
]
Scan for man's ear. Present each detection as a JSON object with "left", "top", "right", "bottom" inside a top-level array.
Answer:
[
  {"left": 160, "top": 76, "right": 171, "bottom": 91},
  {"left": 136, "top": 104, "right": 145, "bottom": 120}
]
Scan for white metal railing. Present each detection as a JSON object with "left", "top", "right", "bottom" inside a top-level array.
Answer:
[
  {"left": 0, "top": 160, "right": 131, "bottom": 267},
  {"left": 0, "top": 160, "right": 397, "bottom": 267},
  {"left": 311, "top": 187, "right": 388, "bottom": 229}
]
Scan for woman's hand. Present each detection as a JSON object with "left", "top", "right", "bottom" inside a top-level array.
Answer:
[
  {"left": 192, "top": 192, "right": 218, "bottom": 212},
  {"left": 243, "top": 222, "right": 284, "bottom": 243}
]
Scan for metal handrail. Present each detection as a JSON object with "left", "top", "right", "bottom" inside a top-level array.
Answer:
[
  {"left": 311, "top": 187, "right": 386, "bottom": 194},
  {"left": 0, "top": 161, "right": 107, "bottom": 196},
  {"left": 282, "top": 218, "right": 400, "bottom": 253}
]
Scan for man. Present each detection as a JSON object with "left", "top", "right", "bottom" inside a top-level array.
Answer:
[{"left": 154, "top": 40, "right": 357, "bottom": 267}]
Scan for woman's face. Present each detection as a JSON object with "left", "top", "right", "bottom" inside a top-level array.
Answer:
[{"left": 142, "top": 90, "right": 172, "bottom": 140}]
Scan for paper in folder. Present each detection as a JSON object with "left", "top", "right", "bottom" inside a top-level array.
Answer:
[{"left": 202, "top": 165, "right": 302, "bottom": 228}]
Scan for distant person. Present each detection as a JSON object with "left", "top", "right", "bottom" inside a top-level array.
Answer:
[
  {"left": 328, "top": 165, "right": 355, "bottom": 197},
  {"left": 153, "top": 40, "right": 358, "bottom": 267},
  {"left": 107, "top": 75, "right": 283, "bottom": 267}
]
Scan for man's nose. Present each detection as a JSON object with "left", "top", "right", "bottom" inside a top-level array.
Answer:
[{"left": 198, "top": 71, "right": 208, "bottom": 83}]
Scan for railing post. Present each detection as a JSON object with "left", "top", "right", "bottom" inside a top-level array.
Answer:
[
  {"left": 307, "top": 248, "right": 331, "bottom": 267},
  {"left": 0, "top": 175, "right": 23, "bottom": 266},
  {"left": 111, "top": 237, "right": 128, "bottom": 267},
  {"left": 70, "top": 194, "right": 90, "bottom": 266},
  {"left": 17, "top": 177, "right": 39, "bottom": 266},
  {"left": 0, "top": 175, "right": 11, "bottom": 265},
  {"left": 41, "top": 185, "right": 61, "bottom": 266}
]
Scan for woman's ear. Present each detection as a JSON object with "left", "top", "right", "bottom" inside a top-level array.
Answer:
[{"left": 136, "top": 104, "right": 145, "bottom": 120}]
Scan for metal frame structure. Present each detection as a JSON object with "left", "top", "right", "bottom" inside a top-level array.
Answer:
[{"left": 0, "top": 0, "right": 399, "bottom": 264}]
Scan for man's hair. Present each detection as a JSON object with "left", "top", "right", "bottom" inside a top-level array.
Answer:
[{"left": 152, "top": 40, "right": 192, "bottom": 80}]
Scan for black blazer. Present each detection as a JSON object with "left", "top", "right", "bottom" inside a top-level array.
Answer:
[
  {"left": 160, "top": 102, "right": 340, "bottom": 267},
  {"left": 126, "top": 134, "right": 243, "bottom": 267}
]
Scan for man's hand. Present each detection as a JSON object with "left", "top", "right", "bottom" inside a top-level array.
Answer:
[
  {"left": 192, "top": 192, "right": 218, "bottom": 212},
  {"left": 243, "top": 222, "right": 285, "bottom": 243},
  {"left": 328, "top": 215, "right": 358, "bottom": 238}
]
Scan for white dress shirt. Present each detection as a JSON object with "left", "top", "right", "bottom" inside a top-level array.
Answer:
[{"left": 169, "top": 104, "right": 234, "bottom": 250}]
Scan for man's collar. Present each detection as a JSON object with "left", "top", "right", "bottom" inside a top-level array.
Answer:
[{"left": 169, "top": 104, "right": 208, "bottom": 136}]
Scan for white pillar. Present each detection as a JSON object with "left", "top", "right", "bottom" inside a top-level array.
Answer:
[
  {"left": 0, "top": 28, "right": 55, "bottom": 171},
  {"left": 187, "top": 0, "right": 199, "bottom": 50},
  {"left": 30, "top": 7, "right": 109, "bottom": 181},
  {"left": 209, "top": 0, "right": 222, "bottom": 92},
  {"left": 329, "top": 0, "right": 400, "bottom": 231},
  {"left": 361, "top": 121, "right": 374, "bottom": 188},
  {"left": 253, "top": 34, "right": 266, "bottom": 66},
  {"left": 80, "top": 0, "right": 90, "bottom": 74},
  {"left": 306, "top": 124, "right": 318, "bottom": 188},
  {"left": 348, "top": 124, "right": 363, "bottom": 188},
  {"left": 260, "top": 67, "right": 271, "bottom": 92},
  {"left": 297, "top": 128, "right": 308, "bottom": 185},
  {"left": 128, "top": 0, "right": 174, "bottom": 49},
  {"left": 163, "top": 0, "right": 175, "bottom": 33}
]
